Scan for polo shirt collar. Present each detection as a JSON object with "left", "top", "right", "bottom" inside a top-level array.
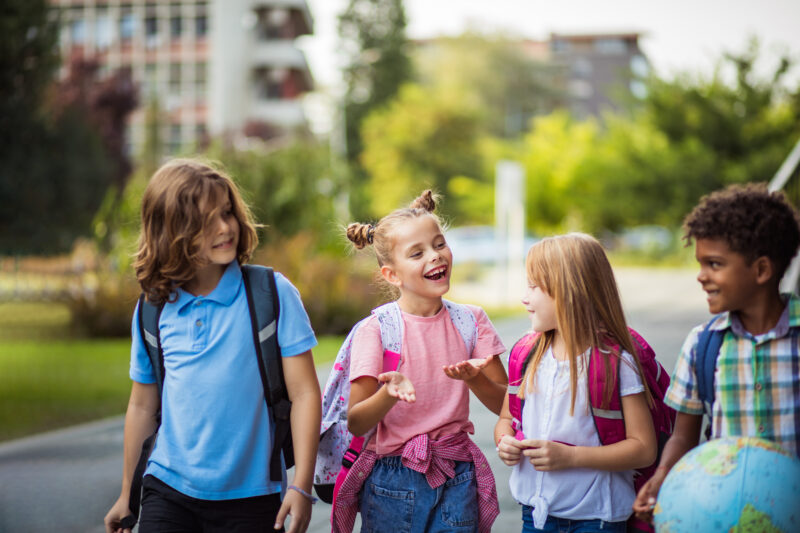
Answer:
[{"left": 174, "top": 261, "right": 242, "bottom": 312}]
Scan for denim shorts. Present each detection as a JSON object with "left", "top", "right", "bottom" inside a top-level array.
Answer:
[
  {"left": 521, "top": 506, "right": 627, "bottom": 533},
  {"left": 359, "top": 456, "right": 478, "bottom": 533}
]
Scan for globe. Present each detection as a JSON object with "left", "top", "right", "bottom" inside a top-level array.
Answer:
[{"left": 653, "top": 437, "right": 800, "bottom": 533}]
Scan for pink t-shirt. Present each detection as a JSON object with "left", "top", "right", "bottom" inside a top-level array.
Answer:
[{"left": 349, "top": 303, "right": 506, "bottom": 455}]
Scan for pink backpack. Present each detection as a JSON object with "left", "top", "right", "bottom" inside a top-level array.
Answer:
[{"left": 507, "top": 329, "right": 675, "bottom": 533}]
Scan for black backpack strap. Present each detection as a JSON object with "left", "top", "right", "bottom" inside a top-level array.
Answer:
[
  {"left": 123, "top": 295, "right": 165, "bottom": 529},
  {"left": 241, "top": 264, "right": 294, "bottom": 482},
  {"left": 695, "top": 315, "right": 725, "bottom": 439}
]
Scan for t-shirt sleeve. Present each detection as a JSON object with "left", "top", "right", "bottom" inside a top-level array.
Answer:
[
  {"left": 129, "top": 300, "right": 157, "bottom": 384},
  {"left": 619, "top": 349, "right": 645, "bottom": 396},
  {"left": 664, "top": 324, "right": 705, "bottom": 415},
  {"left": 470, "top": 306, "right": 507, "bottom": 358},
  {"left": 350, "top": 316, "right": 383, "bottom": 381},
  {"left": 274, "top": 272, "right": 318, "bottom": 357}
]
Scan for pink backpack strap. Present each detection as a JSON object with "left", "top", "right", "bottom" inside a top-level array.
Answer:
[
  {"left": 587, "top": 343, "right": 625, "bottom": 445},
  {"left": 507, "top": 333, "right": 538, "bottom": 440},
  {"left": 329, "top": 347, "right": 400, "bottom": 522}
]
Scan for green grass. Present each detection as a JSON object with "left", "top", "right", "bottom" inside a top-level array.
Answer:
[
  {"left": 0, "top": 338, "right": 132, "bottom": 441},
  {"left": 0, "top": 302, "right": 345, "bottom": 442}
]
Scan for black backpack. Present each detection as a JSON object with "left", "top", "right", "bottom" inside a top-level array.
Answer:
[{"left": 120, "top": 265, "right": 293, "bottom": 529}]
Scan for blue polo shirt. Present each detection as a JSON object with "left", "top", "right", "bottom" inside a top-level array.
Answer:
[{"left": 129, "top": 261, "right": 317, "bottom": 500}]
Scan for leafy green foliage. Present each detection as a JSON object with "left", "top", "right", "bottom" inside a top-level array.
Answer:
[
  {"left": 338, "top": 0, "right": 413, "bottom": 218},
  {"left": 414, "top": 33, "right": 565, "bottom": 138},
  {"left": 205, "top": 139, "right": 340, "bottom": 245},
  {"left": 360, "top": 84, "right": 484, "bottom": 220}
]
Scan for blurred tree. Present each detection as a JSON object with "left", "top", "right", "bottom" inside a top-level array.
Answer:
[
  {"left": 415, "top": 32, "right": 565, "bottom": 139},
  {"left": 0, "top": 2, "right": 138, "bottom": 254},
  {"left": 205, "top": 139, "right": 339, "bottom": 246},
  {"left": 52, "top": 57, "right": 138, "bottom": 192},
  {"left": 360, "top": 84, "right": 484, "bottom": 221},
  {"left": 643, "top": 38, "right": 800, "bottom": 190},
  {"left": 338, "top": 0, "right": 413, "bottom": 218}
]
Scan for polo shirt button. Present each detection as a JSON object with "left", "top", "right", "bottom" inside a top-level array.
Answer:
[
  {"left": 755, "top": 382, "right": 762, "bottom": 391},
  {"left": 195, "top": 300, "right": 202, "bottom": 306},
  {"left": 358, "top": 472, "right": 364, "bottom": 478},
  {"left": 758, "top": 424, "right": 765, "bottom": 433},
  {"left": 196, "top": 320, "right": 202, "bottom": 327}
]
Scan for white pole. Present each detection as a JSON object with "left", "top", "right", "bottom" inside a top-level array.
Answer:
[{"left": 496, "top": 160, "right": 526, "bottom": 305}]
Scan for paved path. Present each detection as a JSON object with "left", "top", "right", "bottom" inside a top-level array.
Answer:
[{"left": 0, "top": 267, "right": 708, "bottom": 532}]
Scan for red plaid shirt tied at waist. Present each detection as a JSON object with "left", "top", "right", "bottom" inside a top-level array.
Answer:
[{"left": 332, "top": 432, "right": 499, "bottom": 532}]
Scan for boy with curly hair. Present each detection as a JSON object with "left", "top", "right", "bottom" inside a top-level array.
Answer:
[{"left": 633, "top": 183, "right": 800, "bottom": 521}]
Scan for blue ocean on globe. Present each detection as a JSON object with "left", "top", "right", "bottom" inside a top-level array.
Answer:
[{"left": 653, "top": 437, "right": 800, "bottom": 533}]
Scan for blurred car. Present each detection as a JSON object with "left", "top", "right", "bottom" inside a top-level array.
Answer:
[{"left": 445, "top": 225, "right": 538, "bottom": 265}]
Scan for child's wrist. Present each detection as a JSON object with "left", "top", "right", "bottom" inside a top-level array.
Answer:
[{"left": 288, "top": 485, "right": 317, "bottom": 504}]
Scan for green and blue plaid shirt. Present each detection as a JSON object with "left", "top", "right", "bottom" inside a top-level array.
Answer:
[{"left": 665, "top": 293, "right": 800, "bottom": 457}]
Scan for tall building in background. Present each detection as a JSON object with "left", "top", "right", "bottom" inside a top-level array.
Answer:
[
  {"left": 548, "top": 32, "right": 649, "bottom": 119},
  {"left": 51, "top": 0, "right": 314, "bottom": 154}
]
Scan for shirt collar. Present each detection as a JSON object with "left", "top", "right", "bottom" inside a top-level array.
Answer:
[
  {"left": 174, "top": 261, "right": 242, "bottom": 312},
  {"left": 720, "top": 293, "right": 798, "bottom": 339}
]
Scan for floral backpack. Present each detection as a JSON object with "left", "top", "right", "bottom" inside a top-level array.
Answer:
[{"left": 314, "top": 300, "right": 478, "bottom": 510}]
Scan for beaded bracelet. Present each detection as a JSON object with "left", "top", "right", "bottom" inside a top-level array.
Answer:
[{"left": 288, "top": 485, "right": 318, "bottom": 504}]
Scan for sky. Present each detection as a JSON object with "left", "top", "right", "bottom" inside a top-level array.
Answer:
[{"left": 297, "top": 0, "right": 800, "bottom": 133}]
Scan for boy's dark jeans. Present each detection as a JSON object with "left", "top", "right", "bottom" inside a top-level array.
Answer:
[{"left": 139, "top": 475, "right": 285, "bottom": 533}]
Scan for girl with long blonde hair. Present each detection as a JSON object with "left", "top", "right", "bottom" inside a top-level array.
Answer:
[{"left": 495, "top": 233, "right": 657, "bottom": 533}]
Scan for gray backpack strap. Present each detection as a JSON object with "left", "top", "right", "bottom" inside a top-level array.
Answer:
[
  {"left": 137, "top": 294, "right": 165, "bottom": 398},
  {"left": 241, "top": 264, "right": 293, "bottom": 482},
  {"left": 125, "top": 294, "right": 165, "bottom": 530},
  {"left": 443, "top": 299, "right": 478, "bottom": 355}
]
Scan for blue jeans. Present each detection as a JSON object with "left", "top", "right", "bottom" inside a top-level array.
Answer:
[
  {"left": 521, "top": 506, "right": 627, "bottom": 533},
  {"left": 359, "top": 456, "right": 478, "bottom": 533}
]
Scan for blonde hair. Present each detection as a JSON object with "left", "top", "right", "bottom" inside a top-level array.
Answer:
[
  {"left": 346, "top": 190, "right": 441, "bottom": 267},
  {"left": 520, "top": 233, "right": 651, "bottom": 414},
  {"left": 134, "top": 158, "right": 259, "bottom": 303}
]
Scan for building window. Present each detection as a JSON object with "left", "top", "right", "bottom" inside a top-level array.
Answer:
[
  {"left": 144, "top": 63, "right": 158, "bottom": 97},
  {"left": 594, "top": 38, "right": 627, "bottom": 55},
  {"left": 568, "top": 79, "right": 593, "bottom": 99},
  {"left": 195, "top": 62, "right": 207, "bottom": 97},
  {"left": 630, "top": 54, "right": 649, "bottom": 78},
  {"left": 168, "top": 124, "right": 182, "bottom": 153},
  {"left": 120, "top": 7, "right": 135, "bottom": 42},
  {"left": 145, "top": 16, "right": 159, "bottom": 48},
  {"left": 95, "top": 10, "right": 113, "bottom": 50},
  {"left": 169, "top": 15, "right": 183, "bottom": 39},
  {"left": 256, "top": 68, "right": 287, "bottom": 99},
  {"left": 195, "top": 14, "right": 207, "bottom": 38},
  {"left": 551, "top": 39, "right": 569, "bottom": 53},
  {"left": 256, "top": 8, "right": 291, "bottom": 40},
  {"left": 169, "top": 63, "right": 181, "bottom": 94},
  {"left": 571, "top": 57, "right": 592, "bottom": 77},
  {"left": 70, "top": 13, "right": 86, "bottom": 44}
]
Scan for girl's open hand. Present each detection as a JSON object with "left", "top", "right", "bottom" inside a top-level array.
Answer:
[
  {"left": 442, "top": 356, "right": 493, "bottom": 381},
  {"left": 521, "top": 439, "right": 576, "bottom": 471},
  {"left": 496, "top": 434, "right": 526, "bottom": 466},
  {"left": 377, "top": 371, "right": 416, "bottom": 403}
]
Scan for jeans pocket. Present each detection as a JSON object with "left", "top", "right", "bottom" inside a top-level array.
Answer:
[
  {"left": 362, "top": 483, "right": 415, "bottom": 533},
  {"left": 440, "top": 469, "right": 478, "bottom": 529}
]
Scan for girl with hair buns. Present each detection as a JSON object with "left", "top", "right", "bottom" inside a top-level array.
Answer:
[{"left": 333, "top": 190, "right": 507, "bottom": 533}]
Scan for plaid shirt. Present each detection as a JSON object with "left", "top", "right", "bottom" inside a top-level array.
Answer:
[
  {"left": 332, "top": 432, "right": 499, "bottom": 533},
  {"left": 665, "top": 294, "right": 800, "bottom": 457}
]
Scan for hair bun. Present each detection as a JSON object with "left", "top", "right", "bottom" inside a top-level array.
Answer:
[
  {"left": 346, "top": 222, "right": 374, "bottom": 249},
  {"left": 410, "top": 190, "right": 436, "bottom": 212}
]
